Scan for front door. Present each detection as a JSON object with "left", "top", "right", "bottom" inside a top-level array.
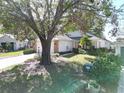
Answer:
[
  {"left": 54, "top": 40, "right": 59, "bottom": 53},
  {"left": 1, "top": 42, "right": 7, "bottom": 50},
  {"left": 10, "top": 42, "right": 14, "bottom": 51}
]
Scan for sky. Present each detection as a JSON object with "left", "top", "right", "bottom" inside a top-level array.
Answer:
[
  {"left": 112, "top": 0, "right": 123, "bottom": 8},
  {"left": 104, "top": 0, "right": 124, "bottom": 42}
]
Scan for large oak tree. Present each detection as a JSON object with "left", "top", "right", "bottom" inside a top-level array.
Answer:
[{"left": 0, "top": 0, "right": 117, "bottom": 65}]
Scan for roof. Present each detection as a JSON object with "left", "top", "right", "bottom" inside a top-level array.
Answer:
[
  {"left": 67, "top": 31, "right": 95, "bottom": 41},
  {"left": 0, "top": 34, "right": 15, "bottom": 39},
  {"left": 0, "top": 34, "right": 16, "bottom": 42},
  {"left": 53, "top": 35, "right": 72, "bottom": 41},
  {"left": 67, "top": 31, "right": 82, "bottom": 38},
  {"left": 69, "top": 37, "right": 81, "bottom": 40}
]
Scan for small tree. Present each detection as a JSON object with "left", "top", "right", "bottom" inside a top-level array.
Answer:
[
  {"left": 0, "top": 0, "right": 117, "bottom": 65},
  {"left": 79, "top": 36, "right": 92, "bottom": 49}
]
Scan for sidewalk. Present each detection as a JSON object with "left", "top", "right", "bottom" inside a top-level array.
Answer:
[{"left": 0, "top": 54, "right": 36, "bottom": 71}]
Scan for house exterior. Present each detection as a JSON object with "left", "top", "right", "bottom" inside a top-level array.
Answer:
[
  {"left": 36, "top": 31, "right": 114, "bottom": 54},
  {"left": 0, "top": 34, "right": 16, "bottom": 51},
  {"left": 89, "top": 36, "right": 113, "bottom": 49},
  {"left": 36, "top": 35, "right": 77, "bottom": 54},
  {"left": 0, "top": 34, "right": 28, "bottom": 51},
  {"left": 115, "top": 38, "right": 124, "bottom": 56},
  {"left": 67, "top": 31, "right": 113, "bottom": 49},
  {"left": 115, "top": 31, "right": 124, "bottom": 56}
]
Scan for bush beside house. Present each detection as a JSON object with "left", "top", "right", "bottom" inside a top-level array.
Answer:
[
  {"left": 23, "top": 48, "right": 36, "bottom": 54},
  {"left": 85, "top": 53, "right": 121, "bottom": 93}
]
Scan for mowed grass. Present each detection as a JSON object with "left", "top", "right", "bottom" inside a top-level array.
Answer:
[
  {"left": 63, "top": 54, "right": 95, "bottom": 65},
  {"left": 0, "top": 50, "right": 23, "bottom": 58}
]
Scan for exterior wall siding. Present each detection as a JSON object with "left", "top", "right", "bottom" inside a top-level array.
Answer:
[
  {"left": 0, "top": 35, "right": 28, "bottom": 51},
  {"left": 36, "top": 39, "right": 74, "bottom": 54},
  {"left": 58, "top": 41, "right": 73, "bottom": 52}
]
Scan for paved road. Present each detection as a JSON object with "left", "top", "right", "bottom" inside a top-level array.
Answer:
[
  {"left": 118, "top": 66, "right": 124, "bottom": 93},
  {"left": 0, "top": 54, "right": 36, "bottom": 71}
]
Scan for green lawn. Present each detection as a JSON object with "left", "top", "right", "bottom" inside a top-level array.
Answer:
[
  {"left": 0, "top": 53, "right": 119, "bottom": 93},
  {"left": 63, "top": 54, "right": 96, "bottom": 65},
  {"left": 0, "top": 62, "right": 86, "bottom": 93},
  {"left": 0, "top": 50, "right": 23, "bottom": 58}
]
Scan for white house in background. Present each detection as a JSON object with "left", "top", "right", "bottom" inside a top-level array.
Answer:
[
  {"left": 0, "top": 34, "right": 28, "bottom": 51},
  {"left": 67, "top": 31, "right": 113, "bottom": 49},
  {"left": 115, "top": 37, "right": 124, "bottom": 56},
  {"left": 115, "top": 31, "right": 124, "bottom": 56},
  {"left": 36, "top": 35, "right": 77, "bottom": 54},
  {"left": 89, "top": 36, "right": 113, "bottom": 49}
]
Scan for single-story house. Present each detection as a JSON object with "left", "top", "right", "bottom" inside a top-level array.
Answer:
[
  {"left": 0, "top": 34, "right": 16, "bottom": 51},
  {"left": 36, "top": 31, "right": 114, "bottom": 54},
  {"left": 36, "top": 35, "right": 77, "bottom": 54},
  {"left": 67, "top": 31, "right": 113, "bottom": 49},
  {"left": 0, "top": 34, "right": 28, "bottom": 51}
]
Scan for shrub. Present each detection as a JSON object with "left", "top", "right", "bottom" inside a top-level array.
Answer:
[
  {"left": 88, "top": 53, "right": 121, "bottom": 85},
  {"left": 23, "top": 48, "right": 36, "bottom": 54},
  {"left": 73, "top": 48, "right": 87, "bottom": 54},
  {"left": 73, "top": 48, "right": 79, "bottom": 54},
  {"left": 59, "top": 51, "right": 71, "bottom": 55},
  {"left": 88, "top": 80, "right": 99, "bottom": 89},
  {"left": 78, "top": 48, "right": 87, "bottom": 54},
  {"left": 86, "top": 48, "right": 109, "bottom": 56},
  {"left": 18, "top": 47, "right": 25, "bottom": 50}
]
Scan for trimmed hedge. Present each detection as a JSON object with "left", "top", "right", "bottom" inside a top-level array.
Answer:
[
  {"left": 23, "top": 48, "right": 36, "bottom": 54},
  {"left": 73, "top": 48, "right": 86, "bottom": 54},
  {"left": 86, "top": 48, "right": 110, "bottom": 56},
  {"left": 73, "top": 48, "right": 79, "bottom": 54}
]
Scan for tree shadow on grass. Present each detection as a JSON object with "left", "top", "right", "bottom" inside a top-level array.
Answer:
[{"left": 0, "top": 61, "right": 87, "bottom": 93}]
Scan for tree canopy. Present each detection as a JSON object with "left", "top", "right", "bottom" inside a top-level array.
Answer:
[{"left": 0, "top": 0, "right": 119, "bottom": 65}]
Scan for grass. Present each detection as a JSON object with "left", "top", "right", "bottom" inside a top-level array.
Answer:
[
  {"left": 0, "top": 62, "right": 87, "bottom": 93},
  {"left": 0, "top": 54, "right": 119, "bottom": 93},
  {"left": 63, "top": 54, "right": 96, "bottom": 65},
  {"left": 0, "top": 50, "right": 23, "bottom": 58}
]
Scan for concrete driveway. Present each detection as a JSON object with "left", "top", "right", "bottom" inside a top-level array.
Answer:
[{"left": 0, "top": 54, "right": 36, "bottom": 71}]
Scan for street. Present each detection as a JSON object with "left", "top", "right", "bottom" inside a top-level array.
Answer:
[{"left": 0, "top": 54, "right": 36, "bottom": 71}]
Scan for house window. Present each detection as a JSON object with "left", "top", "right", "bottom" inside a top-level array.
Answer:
[
  {"left": 1, "top": 42, "right": 6, "bottom": 50},
  {"left": 66, "top": 46, "right": 69, "bottom": 51}
]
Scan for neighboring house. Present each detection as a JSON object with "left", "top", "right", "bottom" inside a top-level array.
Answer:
[
  {"left": 89, "top": 36, "right": 113, "bottom": 49},
  {"left": 0, "top": 34, "right": 28, "bottom": 51},
  {"left": 67, "top": 31, "right": 113, "bottom": 49},
  {"left": 0, "top": 34, "right": 16, "bottom": 51},
  {"left": 115, "top": 31, "right": 124, "bottom": 56},
  {"left": 36, "top": 35, "right": 77, "bottom": 54},
  {"left": 115, "top": 37, "right": 124, "bottom": 56}
]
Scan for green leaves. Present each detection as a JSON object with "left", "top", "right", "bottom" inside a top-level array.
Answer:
[
  {"left": 102, "top": 1, "right": 112, "bottom": 17},
  {"left": 64, "top": 23, "right": 77, "bottom": 33},
  {"left": 89, "top": 53, "right": 121, "bottom": 84},
  {"left": 89, "top": 0, "right": 94, "bottom": 3},
  {"left": 79, "top": 36, "right": 92, "bottom": 47}
]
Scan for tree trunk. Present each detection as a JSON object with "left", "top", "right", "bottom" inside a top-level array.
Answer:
[{"left": 39, "top": 38, "right": 52, "bottom": 65}]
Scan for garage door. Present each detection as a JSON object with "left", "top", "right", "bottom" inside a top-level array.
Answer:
[
  {"left": 121, "top": 47, "right": 124, "bottom": 56},
  {"left": 121, "top": 47, "right": 124, "bottom": 64}
]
